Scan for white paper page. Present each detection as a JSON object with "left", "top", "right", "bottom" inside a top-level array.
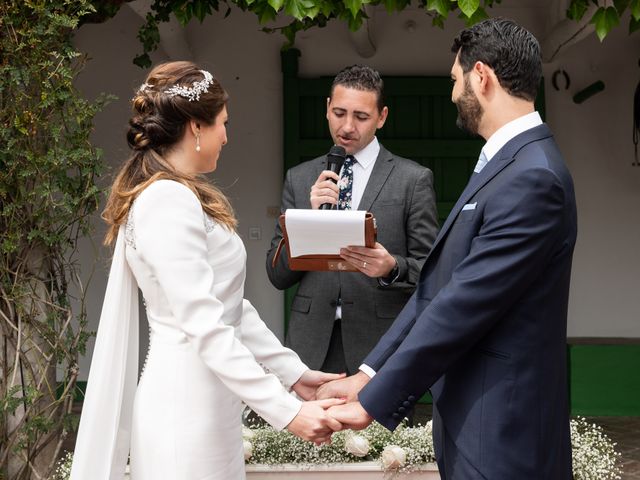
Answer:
[{"left": 285, "top": 209, "right": 366, "bottom": 257}]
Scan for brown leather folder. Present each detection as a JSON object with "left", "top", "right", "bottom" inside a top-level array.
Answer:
[{"left": 271, "top": 212, "right": 377, "bottom": 272}]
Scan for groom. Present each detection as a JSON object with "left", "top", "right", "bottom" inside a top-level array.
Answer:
[{"left": 321, "top": 18, "right": 577, "bottom": 479}]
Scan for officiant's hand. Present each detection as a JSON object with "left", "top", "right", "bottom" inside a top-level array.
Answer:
[
  {"left": 316, "top": 371, "right": 370, "bottom": 403},
  {"left": 287, "top": 398, "right": 344, "bottom": 445},
  {"left": 328, "top": 401, "right": 373, "bottom": 430},
  {"left": 340, "top": 243, "right": 397, "bottom": 279},
  {"left": 310, "top": 170, "right": 339, "bottom": 209},
  {"left": 292, "top": 370, "right": 347, "bottom": 400}
]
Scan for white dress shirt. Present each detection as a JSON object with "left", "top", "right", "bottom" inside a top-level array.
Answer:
[
  {"left": 344, "top": 136, "right": 380, "bottom": 210},
  {"left": 334, "top": 137, "right": 380, "bottom": 321},
  {"left": 477, "top": 111, "right": 542, "bottom": 172}
]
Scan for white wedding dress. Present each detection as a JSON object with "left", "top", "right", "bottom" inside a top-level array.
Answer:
[{"left": 71, "top": 180, "right": 307, "bottom": 480}]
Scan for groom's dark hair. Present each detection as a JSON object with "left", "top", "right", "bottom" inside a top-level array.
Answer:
[{"left": 452, "top": 18, "right": 542, "bottom": 102}]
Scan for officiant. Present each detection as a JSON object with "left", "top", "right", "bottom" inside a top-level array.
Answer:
[{"left": 266, "top": 65, "right": 439, "bottom": 376}]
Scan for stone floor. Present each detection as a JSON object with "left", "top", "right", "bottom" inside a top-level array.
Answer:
[{"left": 589, "top": 416, "right": 640, "bottom": 480}]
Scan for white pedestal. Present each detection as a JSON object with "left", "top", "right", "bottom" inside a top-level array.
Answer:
[
  {"left": 246, "top": 462, "right": 440, "bottom": 479},
  {"left": 125, "top": 461, "right": 440, "bottom": 479}
]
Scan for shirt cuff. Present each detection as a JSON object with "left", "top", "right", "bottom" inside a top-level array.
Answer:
[
  {"left": 359, "top": 364, "right": 376, "bottom": 378},
  {"left": 377, "top": 259, "right": 399, "bottom": 286}
]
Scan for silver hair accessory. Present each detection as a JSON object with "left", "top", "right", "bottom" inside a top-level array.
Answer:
[
  {"left": 137, "top": 83, "right": 151, "bottom": 93},
  {"left": 164, "top": 70, "right": 214, "bottom": 102}
]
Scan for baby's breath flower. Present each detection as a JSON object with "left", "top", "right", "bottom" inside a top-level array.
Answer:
[
  {"left": 51, "top": 451, "right": 73, "bottom": 480},
  {"left": 571, "top": 417, "right": 622, "bottom": 480}
]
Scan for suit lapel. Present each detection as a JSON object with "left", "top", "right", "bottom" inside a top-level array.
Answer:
[
  {"left": 314, "top": 156, "right": 327, "bottom": 179},
  {"left": 357, "top": 146, "right": 394, "bottom": 212},
  {"left": 427, "top": 124, "right": 554, "bottom": 256}
]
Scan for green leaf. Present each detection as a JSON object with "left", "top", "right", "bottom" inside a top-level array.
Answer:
[
  {"left": 426, "top": 0, "right": 449, "bottom": 17},
  {"left": 306, "top": 5, "right": 320, "bottom": 19},
  {"left": 631, "top": 0, "right": 640, "bottom": 20},
  {"left": 382, "top": 0, "right": 409, "bottom": 12},
  {"left": 613, "top": 0, "right": 630, "bottom": 14},
  {"left": 566, "top": 0, "right": 589, "bottom": 21},
  {"left": 268, "top": 0, "right": 284, "bottom": 12},
  {"left": 630, "top": 15, "right": 640, "bottom": 32},
  {"left": 193, "top": 0, "right": 215, "bottom": 22},
  {"left": 317, "top": 1, "right": 333, "bottom": 17},
  {"left": 458, "top": 5, "right": 488, "bottom": 25},
  {"left": 344, "top": 0, "right": 363, "bottom": 18},
  {"left": 432, "top": 14, "right": 445, "bottom": 28},
  {"left": 347, "top": 12, "right": 364, "bottom": 30},
  {"left": 133, "top": 53, "right": 151, "bottom": 68},
  {"left": 282, "top": 23, "right": 299, "bottom": 46},
  {"left": 458, "top": 0, "right": 480, "bottom": 18},
  {"left": 258, "top": 5, "right": 277, "bottom": 23},
  {"left": 284, "top": 0, "right": 305, "bottom": 19},
  {"left": 590, "top": 6, "right": 620, "bottom": 41}
]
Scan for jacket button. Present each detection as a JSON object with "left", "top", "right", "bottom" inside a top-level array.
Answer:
[
  {"left": 398, "top": 407, "right": 406, "bottom": 413},
  {"left": 403, "top": 401, "right": 411, "bottom": 407},
  {"left": 392, "top": 413, "right": 400, "bottom": 419},
  {"left": 408, "top": 395, "right": 416, "bottom": 402}
]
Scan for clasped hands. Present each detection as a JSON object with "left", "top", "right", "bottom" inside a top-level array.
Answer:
[{"left": 287, "top": 370, "right": 373, "bottom": 445}]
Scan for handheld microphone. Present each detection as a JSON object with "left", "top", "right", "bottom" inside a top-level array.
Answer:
[{"left": 320, "top": 145, "right": 346, "bottom": 210}]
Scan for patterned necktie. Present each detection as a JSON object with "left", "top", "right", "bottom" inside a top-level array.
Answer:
[
  {"left": 337, "top": 155, "right": 355, "bottom": 210},
  {"left": 474, "top": 150, "right": 488, "bottom": 174}
]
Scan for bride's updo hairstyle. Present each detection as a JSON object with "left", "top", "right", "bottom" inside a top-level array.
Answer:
[{"left": 103, "top": 61, "right": 237, "bottom": 245}]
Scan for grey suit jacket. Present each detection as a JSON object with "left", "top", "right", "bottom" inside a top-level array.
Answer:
[{"left": 266, "top": 145, "right": 439, "bottom": 373}]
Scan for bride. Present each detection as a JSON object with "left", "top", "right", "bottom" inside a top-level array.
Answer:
[{"left": 70, "top": 61, "right": 344, "bottom": 480}]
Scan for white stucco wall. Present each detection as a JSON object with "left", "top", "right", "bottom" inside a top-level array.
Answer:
[{"left": 72, "top": 1, "right": 640, "bottom": 379}]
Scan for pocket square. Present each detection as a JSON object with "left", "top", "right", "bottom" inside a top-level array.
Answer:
[{"left": 462, "top": 202, "right": 477, "bottom": 211}]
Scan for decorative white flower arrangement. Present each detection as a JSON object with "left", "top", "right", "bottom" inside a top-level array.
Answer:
[
  {"left": 52, "top": 417, "right": 621, "bottom": 479},
  {"left": 241, "top": 417, "right": 621, "bottom": 479},
  {"left": 243, "top": 420, "right": 434, "bottom": 473}
]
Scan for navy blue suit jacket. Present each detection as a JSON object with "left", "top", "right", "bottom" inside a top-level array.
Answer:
[{"left": 359, "top": 124, "right": 577, "bottom": 479}]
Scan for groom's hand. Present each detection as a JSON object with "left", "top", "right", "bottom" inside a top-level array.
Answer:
[
  {"left": 328, "top": 401, "right": 373, "bottom": 430},
  {"left": 316, "top": 370, "right": 370, "bottom": 402},
  {"left": 286, "top": 398, "right": 344, "bottom": 445},
  {"left": 292, "top": 370, "right": 347, "bottom": 400}
]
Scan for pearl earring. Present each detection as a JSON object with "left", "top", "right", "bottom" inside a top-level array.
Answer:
[{"left": 195, "top": 133, "right": 201, "bottom": 152}]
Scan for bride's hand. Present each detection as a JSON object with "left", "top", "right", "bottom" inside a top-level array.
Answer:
[
  {"left": 292, "top": 370, "right": 347, "bottom": 400},
  {"left": 286, "top": 398, "right": 344, "bottom": 445}
]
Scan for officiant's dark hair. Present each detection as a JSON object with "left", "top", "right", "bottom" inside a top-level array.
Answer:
[
  {"left": 103, "top": 61, "right": 236, "bottom": 245},
  {"left": 330, "top": 65, "right": 385, "bottom": 112}
]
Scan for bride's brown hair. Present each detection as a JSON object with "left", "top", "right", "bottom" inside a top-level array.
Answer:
[{"left": 102, "top": 61, "right": 237, "bottom": 245}]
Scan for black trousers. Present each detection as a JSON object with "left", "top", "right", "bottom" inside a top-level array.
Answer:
[{"left": 320, "top": 319, "right": 352, "bottom": 375}]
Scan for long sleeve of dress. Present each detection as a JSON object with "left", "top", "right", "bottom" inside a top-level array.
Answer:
[
  {"left": 133, "top": 180, "right": 301, "bottom": 430},
  {"left": 239, "top": 299, "right": 308, "bottom": 389}
]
